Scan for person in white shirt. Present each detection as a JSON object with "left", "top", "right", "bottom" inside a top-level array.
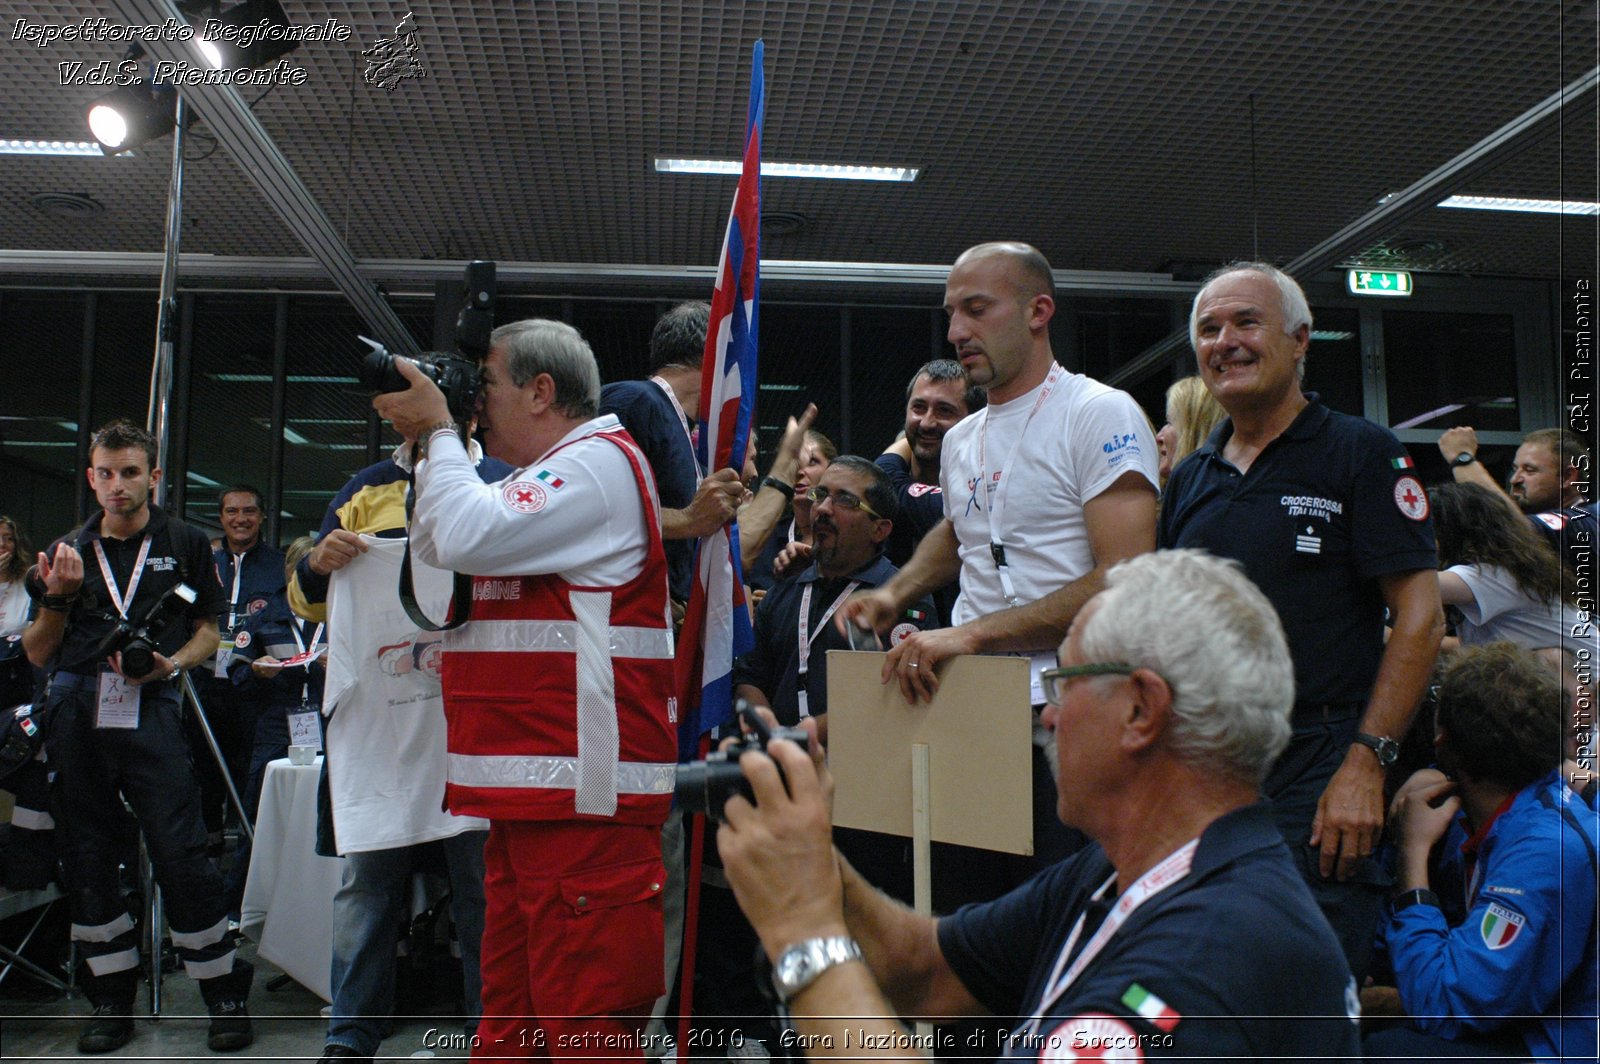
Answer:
[{"left": 838, "top": 241, "right": 1159, "bottom": 874}]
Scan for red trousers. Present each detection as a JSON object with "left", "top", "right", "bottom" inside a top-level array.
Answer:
[{"left": 473, "top": 819, "right": 666, "bottom": 1060}]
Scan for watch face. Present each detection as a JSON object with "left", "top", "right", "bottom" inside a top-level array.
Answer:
[{"left": 777, "top": 949, "right": 811, "bottom": 987}]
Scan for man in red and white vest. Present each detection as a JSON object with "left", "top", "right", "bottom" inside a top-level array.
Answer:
[{"left": 377, "top": 318, "right": 677, "bottom": 1059}]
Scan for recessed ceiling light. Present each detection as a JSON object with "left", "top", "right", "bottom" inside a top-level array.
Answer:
[
  {"left": 0, "top": 139, "right": 108, "bottom": 157},
  {"left": 1438, "top": 194, "right": 1600, "bottom": 216},
  {"left": 654, "top": 158, "right": 920, "bottom": 182}
]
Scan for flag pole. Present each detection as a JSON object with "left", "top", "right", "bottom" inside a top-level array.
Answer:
[{"left": 674, "top": 38, "right": 764, "bottom": 1051}]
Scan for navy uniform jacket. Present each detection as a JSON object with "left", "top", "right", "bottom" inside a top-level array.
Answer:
[
  {"left": 939, "top": 803, "right": 1361, "bottom": 1058},
  {"left": 213, "top": 539, "right": 286, "bottom": 638},
  {"left": 226, "top": 590, "right": 327, "bottom": 713},
  {"left": 1159, "top": 397, "right": 1436, "bottom": 707},
  {"left": 732, "top": 553, "right": 935, "bottom": 726},
  {"left": 45, "top": 506, "right": 227, "bottom": 677},
  {"left": 601, "top": 379, "right": 698, "bottom": 603},
  {"left": 1385, "top": 770, "right": 1599, "bottom": 1061}
]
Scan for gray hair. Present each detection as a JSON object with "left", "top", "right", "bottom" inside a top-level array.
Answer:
[
  {"left": 1076, "top": 549, "right": 1294, "bottom": 786},
  {"left": 490, "top": 318, "right": 601, "bottom": 419},
  {"left": 1188, "top": 262, "right": 1313, "bottom": 369},
  {"left": 648, "top": 301, "right": 710, "bottom": 374}
]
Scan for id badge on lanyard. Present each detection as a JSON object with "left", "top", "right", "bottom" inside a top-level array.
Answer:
[
  {"left": 288, "top": 700, "right": 321, "bottom": 748},
  {"left": 96, "top": 668, "right": 140, "bottom": 728},
  {"left": 93, "top": 535, "right": 153, "bottom": 728},
  {"left": 796, "top": 580, "right": 859, "bottom": 720}
]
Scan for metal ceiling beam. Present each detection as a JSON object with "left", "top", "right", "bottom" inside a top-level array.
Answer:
[
  {"left": 108, "top": 0, "right": 420, "bottom": 357},
  {"left": 0, "top": 250, "right": 1193, "bottom": 295},
  {"left": 1106, "top": 65, "right": 1600, "bottom": 387}
]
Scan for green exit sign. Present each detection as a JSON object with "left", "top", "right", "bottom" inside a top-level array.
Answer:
[{"left": 1347, "top": 269, "right": 1413, "bottom": 296}]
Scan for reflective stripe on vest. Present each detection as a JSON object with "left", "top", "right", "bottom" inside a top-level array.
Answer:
[
  {"left": 448, "top": 753, "right": 676, "bottom": 795},
  {"left": 444, "top": 618, "right": 673, "bottom": 659}
]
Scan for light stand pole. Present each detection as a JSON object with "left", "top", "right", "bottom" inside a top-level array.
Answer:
[{"left": 138, "top": 93, "right": 254, "bottom": 1020}]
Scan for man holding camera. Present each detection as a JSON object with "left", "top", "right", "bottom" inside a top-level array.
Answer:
[
  {"left": 717, "top": 550, "right": 1360, "bottom": 1059},
  {"left": 375, "top": 319, "right": 678, "bottom": 1059},
  {"left": 22, "top": 418, "right": 255, "bottom": 1055}
]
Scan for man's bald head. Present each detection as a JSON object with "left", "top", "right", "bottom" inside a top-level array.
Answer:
[{"left": 953, "top": 242, "right": 1055, "bottom": 303}]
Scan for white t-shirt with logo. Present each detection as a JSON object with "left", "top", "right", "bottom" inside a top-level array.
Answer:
[
  {"left": 323, "top": 537, "right": 487, "bottom": 853},
  {"left": 940, "top": 370, "right": 1159, "bottom": 630}
]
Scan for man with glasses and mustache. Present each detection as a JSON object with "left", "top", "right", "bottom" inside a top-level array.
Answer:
[
  {"left": 716, "top": 550, "right": 1360, "bottom": 1060},
  {"left": 734, "top": 456, "right": 936, "bottom": 739},
  {"left": 695, "top": 457, "right": 936, "bottom": 1049}
]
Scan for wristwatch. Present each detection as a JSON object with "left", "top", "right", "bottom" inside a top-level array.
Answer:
[
  {"left": 1451, "top": 451, "right": 1477, "bottom": 467},
  {"left": 1353, "top": 731, "right": 1401, "bottom": 767},
  {"left": 771, "top": 936, "right": 862, "bottom": 1003},
  {"left": 759, "top": 475, "right": 795, "bottom": 500},
  {"left": 1392, "top": 887, "right": 1441, "bottom": 912}
]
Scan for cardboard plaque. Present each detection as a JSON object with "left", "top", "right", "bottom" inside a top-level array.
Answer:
[{"left": 827, "top": 651, "right": 1035, "bottom": 855}]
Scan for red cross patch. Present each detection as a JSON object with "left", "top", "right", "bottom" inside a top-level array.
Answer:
[
  {"left": 502, "top": 480, "right": 548, "bottom": 514},
  {"left": 1040, "top": 1014, "right": 1145, "bottom": 1061},
  {"left": 1393, "top": 475, "right": 1429, "bottom": 522}
]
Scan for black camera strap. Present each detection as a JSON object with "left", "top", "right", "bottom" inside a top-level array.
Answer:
[{"left": 397, "top": 459, "right": 472, "bottom": 632}]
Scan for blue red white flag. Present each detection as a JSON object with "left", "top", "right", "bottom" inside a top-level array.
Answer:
[{"left": 675, "top": 40, "right": 763, "bottom": 758}]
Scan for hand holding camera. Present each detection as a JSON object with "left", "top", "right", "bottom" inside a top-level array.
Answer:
[{"left": 370, "top": 355, "right": 456, "bottom": 442}]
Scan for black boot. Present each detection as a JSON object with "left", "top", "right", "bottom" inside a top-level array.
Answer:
[
  {"left": 78, "top": 1002, "right": 135, "bottom": 1054},
  {"left": 200, "top": 959, "right": 255, "bottom": 1052}
]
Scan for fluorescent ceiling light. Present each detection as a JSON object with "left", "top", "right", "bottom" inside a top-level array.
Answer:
[
  {"left": 759, "top": 383, "right": 807, "bottom": 392},
  {"left": 655, "top": 158, "right": 920, "bottom": 182},
  {"left": 187, "top": 471, "right": 222, "bottom": 487},
  {"left": 1310, "top": 330, "right": 1355, "bottom": 342},
  {"left": 1438, "top": 194, "right": 1600, "bottom": 216},
  {"left": 0, "top": 139, "right": 107, "bottom": 157}
]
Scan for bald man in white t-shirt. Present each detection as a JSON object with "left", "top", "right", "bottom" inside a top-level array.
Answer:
[{"left": 839, "top": 241, "right": 1159, "bottom": 873}]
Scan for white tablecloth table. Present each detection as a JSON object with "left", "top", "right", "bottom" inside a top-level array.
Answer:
[{"left": 239, "top": 756, "right": 342, "bottom": 1002}]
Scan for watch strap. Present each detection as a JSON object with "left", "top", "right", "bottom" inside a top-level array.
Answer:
[
  {"left": 760, "top": 475, "right": 796, "bottom": 500},
  {"left": 1353, "top": 731, "right": 1399, "bottom": 766},
  {"left": 772, "top": 935, "right": 862, "bottom": 1003},
  {"left": 1393, "top": 887, "right": 1441, "bottom": 912},
  {"left": 1451, "top": 451, "right": 1477, "bottom": 467}
]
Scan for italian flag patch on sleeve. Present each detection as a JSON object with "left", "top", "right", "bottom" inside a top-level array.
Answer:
[
  {"left": 535, "top": 469, "right": 565, "bottom": 489},
  {"left": 1391, "top": 456, "right": 1415, "bottom": 470},
  {"left": 1121, "top": 983, "right": 1181, "bottom": 1031},
  {"left": 1480, "top": 903, "right": 1526, "bottom": 950}
]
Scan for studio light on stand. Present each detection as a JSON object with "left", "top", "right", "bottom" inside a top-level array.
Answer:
[
  {"left": 195, "top": 0, "right": 297, "bottom": 69},
  {"left": 85, "top": 81, "right": 186, "bottom": 155}
]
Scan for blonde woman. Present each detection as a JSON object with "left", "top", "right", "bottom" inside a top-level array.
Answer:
[{"left": 1155, "top": 375, "right": 1227, "bottom": 487}]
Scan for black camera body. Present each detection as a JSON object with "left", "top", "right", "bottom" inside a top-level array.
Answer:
[
  {"left": 674, "top": 701, "right": 810, "bottom": 819},
  {"left": 92, "top": 582, "right": 197, "bottom": 678},
  {"left": 358, "top": 260, "right": 496, "bottom": 424},
  {"left": 359, "top": 342, "right": 484, "bottom": 423}
]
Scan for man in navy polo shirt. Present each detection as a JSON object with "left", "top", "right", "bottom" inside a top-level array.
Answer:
[
  {"left": 1437, "top": 424, "right": 1596, "bottom": 585},
  {"left": 875, "top": 359, "right": 986, "bottom": 626},
  {"left": 1159, "top": 262, "right": 1444, "bottom": 978},
  {"left": 716, "top": 550, "right": 1359, "bottom": 1059}
]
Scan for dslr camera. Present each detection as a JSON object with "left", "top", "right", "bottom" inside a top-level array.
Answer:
[
  {"left": 674, "top": 700, "right": 811, "bottom": 819},
  {"left": 91, "top": 582, "right": 197, "bottom": 678},
  {"left": 359, "top": 260, "right": 497, "bottom": 423}
]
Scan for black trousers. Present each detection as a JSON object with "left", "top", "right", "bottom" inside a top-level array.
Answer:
[
  {"left": 48, "top": 672, "right": 250, "bottom": 1006},
  {"left": 1265, "top": 710, "right": 1391, "bottom": 982}
]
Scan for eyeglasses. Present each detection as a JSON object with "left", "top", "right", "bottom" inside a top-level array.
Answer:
[
  {"left": 805, "top": 485, "right": 885, "bottom": 521},
  {"left": 1039, "top": 662, "right": 1139, "bottom": 706}
]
